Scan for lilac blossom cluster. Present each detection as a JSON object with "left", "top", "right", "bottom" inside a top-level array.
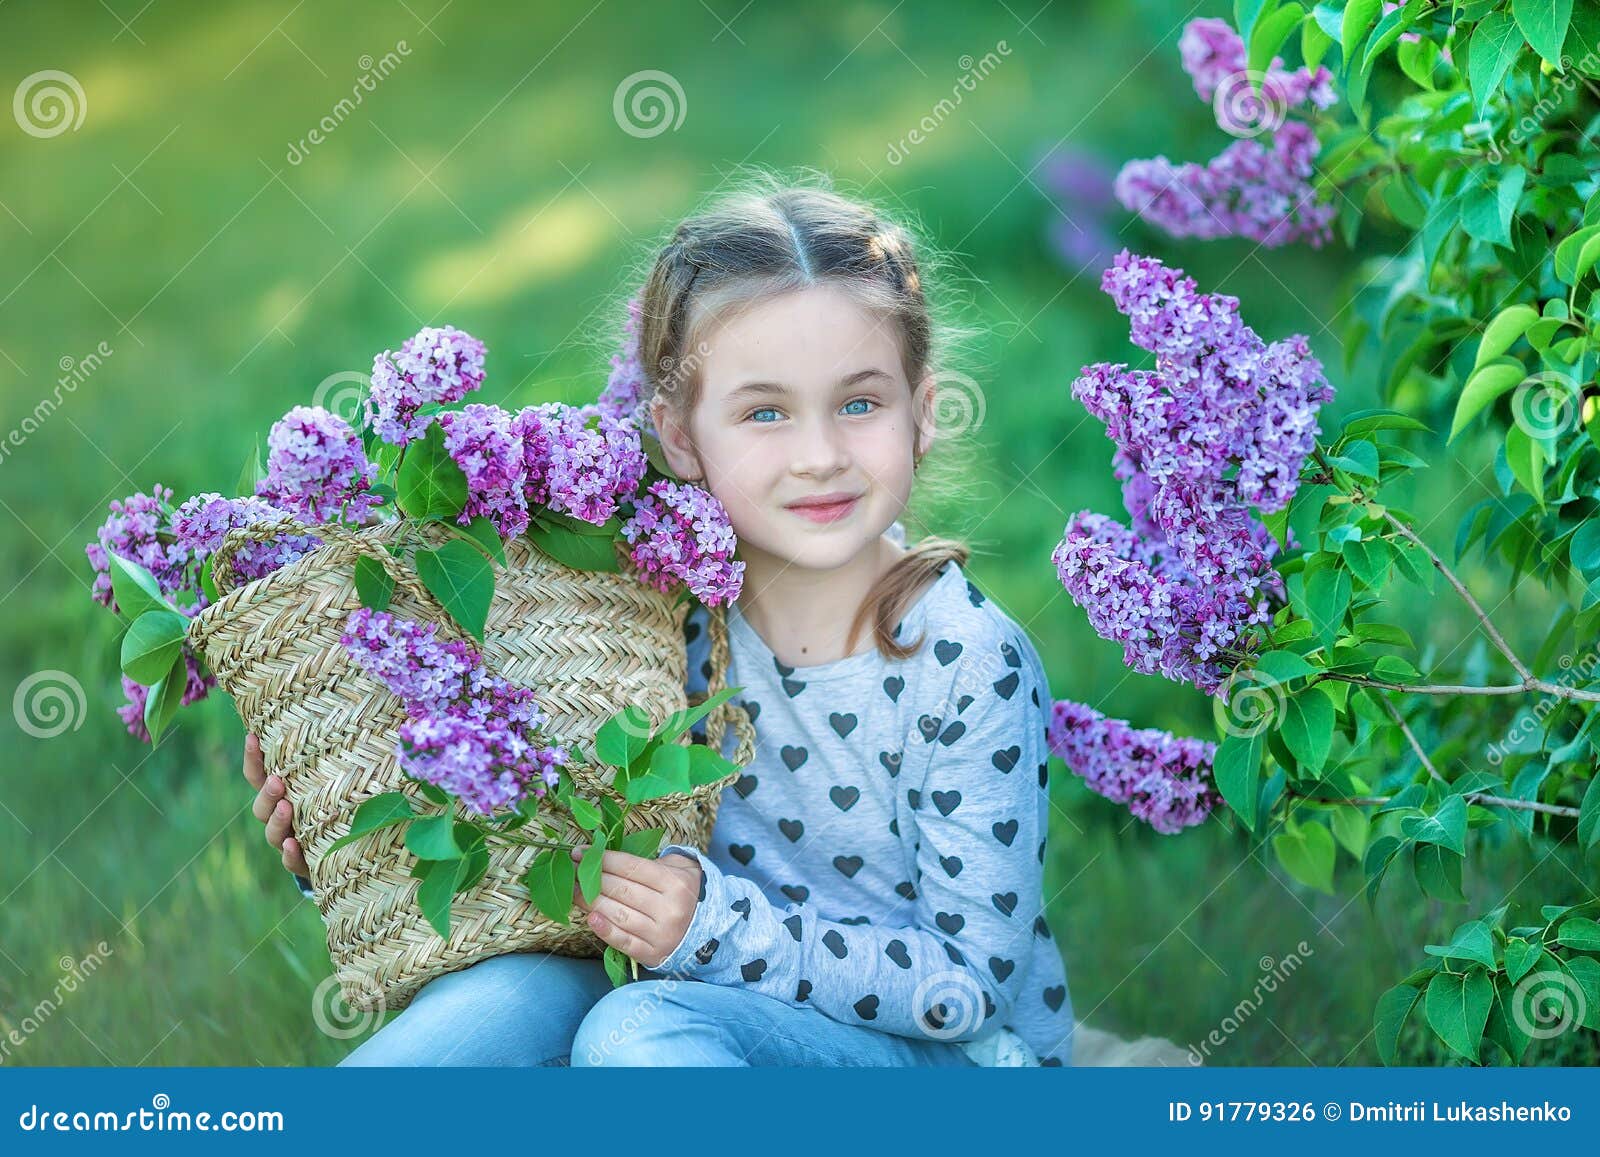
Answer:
[
  {"left": 621, "top": 479, "right": 744, "bottom": 607},
  {"left": 255, "top": 406, "right": 378, "bottom": 523},
  {"left": 366, "top": 325, "right": 488, "bottom": 446},
  {"left": 88, "top": 487, "right": 324, "bottom": 739},
  {"left": 596, "top": 293, "right": 647, "bottom": 425},
  {"left": 1047, "top": 699, "right": 1219, "bottom": 834},
  {"left": 1054, "top": 250, "right": 1332, "bottom": 695},
  {"left": 340, "top": 607, "right": 568, "bottom": 816},
  {"left": 518, "top": 402, "right": 648, "bottom": 525},
  {"left": 439, "top": 404, "right": 529, "bottom": 538},
  {"left": 1114, "top": 17, "right": 1336, "bottom": 248}
]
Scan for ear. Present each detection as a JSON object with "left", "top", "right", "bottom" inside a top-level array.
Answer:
[
  {"left": 650, "top": 397, "right": 705, "bottom": 482},
  {"left": 912, "top": 371, "right": 938, "bottom": 459}
]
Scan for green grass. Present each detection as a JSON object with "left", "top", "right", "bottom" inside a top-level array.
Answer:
[{"left": 2, "top": 0, "right": 1594, "bottom": 1066}]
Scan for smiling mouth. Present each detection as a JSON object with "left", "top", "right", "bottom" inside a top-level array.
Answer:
[{"left": 786, "top": 496, "right": 860, "bottom": 523}]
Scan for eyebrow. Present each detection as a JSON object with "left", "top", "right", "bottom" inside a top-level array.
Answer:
[{"left": 723, "top": 368, "right": 893, "bottom": 405}]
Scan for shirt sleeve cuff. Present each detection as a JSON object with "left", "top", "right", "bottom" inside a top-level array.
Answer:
[
  {"left": 653, "top": 842, "right": 722, "bottom": 975},
  {"left": 294, "top": 873, "right": 316, "bottom": 900}
]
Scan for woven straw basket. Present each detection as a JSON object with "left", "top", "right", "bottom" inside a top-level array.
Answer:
[{"left": 188, "top": 518, "right": 755, "bottom": 1014}]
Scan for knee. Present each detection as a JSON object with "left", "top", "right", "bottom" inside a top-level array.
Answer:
[{"left": 570, "top": 978, "right": 712, "bottom": 1067}]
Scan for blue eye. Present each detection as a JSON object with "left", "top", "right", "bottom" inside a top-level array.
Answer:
[
  {"left": 748, "top": 407, "right": 780, "bottom": 423},
  {"left": 842, "top": 398, "right": 876, "bottom": 416}
]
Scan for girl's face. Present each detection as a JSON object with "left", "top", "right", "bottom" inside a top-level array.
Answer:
[{"left": 654, "top": 283, "right": 934, "bottom": 578}]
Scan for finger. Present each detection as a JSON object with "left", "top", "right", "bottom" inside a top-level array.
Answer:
[
  {"left": 251, "top": 775, "right": 286, "bottom": 823},
  {"left": 242, "top": 734, "right": 265, "bottom": 790},
  {"left": 587, "top": 892, "right": 661, "bottom": 935},
  {"left": 264, "top": 798, "right": 294, "bottom": 850},
  {"left": 568, "top": 846, "right": 669, "bottom": 894},
  {"left": 282, "top": 837, "right": 310, "bottom": 877},
  {"left": 572, "top": 870, "right": 656, "bottom": 914},
  {"left": 584, "top": 905, "right": 656, "bottom": 962}
]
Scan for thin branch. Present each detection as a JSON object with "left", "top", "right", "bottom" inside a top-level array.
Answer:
[
  {"left": 1375, "top": 694, "right": 1449, "bottom": 789},
  {"left": 1291, "top": 791, "right": 1580, "bottom": 819},
  {"left": 1316, "top": 673, "right": 1600, "bottom": 703}
]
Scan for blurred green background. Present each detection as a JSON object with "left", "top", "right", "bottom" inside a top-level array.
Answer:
[{"left": 2, "top": 0, "right": 1589, "bottom": 1066}]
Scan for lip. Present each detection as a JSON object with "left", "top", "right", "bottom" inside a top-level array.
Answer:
[{"left": 785, "top": 492, "right": 861, "bottom": 523}]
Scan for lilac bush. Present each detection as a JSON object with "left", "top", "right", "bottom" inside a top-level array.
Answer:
[
  {"left": 621, "top": 478, "right": 744, "bottom": 607},
  {"left": 256, "top": 406, "right": 378, "bottom": 523},
  {"left": 366, "top": 324, "right": 488, "bottom": 447},
  {"left": 1046, "top": 699, "right": 1219, "bottom": 834}
]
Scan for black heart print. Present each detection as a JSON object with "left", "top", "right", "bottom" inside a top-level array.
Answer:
[
  {"left": 729, "top": 843, "right": 755, "bottom": 865},
  {"left": 935, "top": 911, "right": 964, "bottom": 936},
  {"left": 937, "top": 721, "right": 966, "bottom": 746},
  {"left": 1044, "top": 985, "right": 1066, "bottom": 1012},
  {"left": 829, "top": 785, "right": 860, "bottom": 811},
  {"left": 743, "top": 699, "right": 761, "bottom": 723},
  {"left": 853, "top": 994, "right": 880, "bottom": 1020},
  {"left": 782, "top": 677, "right": 806, "bottom": 697},
  {"left": 730, "top": 897, "right": 751, "bottom": 920},
  {"left": 741, "top": 958, "right": 767, "bottom": 981},
  {"left": 1000, "top": 641, "right": 1021, "bottom": 668},
  {"left": 906, "top": 788, "right": 921, "bottom": 810},
  {"left": 879, "top": 750, "right": 902, "bottom": 777},
  {"left": 931, "top": 789, "right": 962, "bottom": 816},
  {"left": 992, "top": 818, "right": 1018, "bottom": 846},
  {"left": 829, "top": 712, "right": 857, "bottom": 738},
  {"left": 992, "top": 891, "right": 1017, "bottom": 916},
  {"left": 894, "top": 880, "right": 917, "bottom": 901},
  {"left": 822, "top": 929, "right": 849, "bottom": 959},
  {"left": 992, "top": 745, "right": 1021, "bottom": 773},
  {"left": 993, "top": 671, "right": 1019, "bottom": 700},
  {"left": 940, "top": 855, "right": 962, "bottom": 878},
  {"left": 781, "top": 745, "right": 808, "bottom": 771},
  {"left": 883, "top": 676, "right": 905, "bottom": 702},
  {"left": 934, "top": 639, "right": 963, "bottom": 666},
  {"left": 917, "top": 714, "right": 941, "bottom": 742},
  {"left": 781, "top": 884, "right": 809, "bottom": 904},
  {"left": 989, "top": 957, "right": 1015, "bottom": 983},
  {"left": 966, "top": 580, "right": 986, "bottom": 607},
  {"left": 733, "top": 774, "right": 758, "bottom": 798},
  {"left": 694, "top": 938, "right": 719, "bottom": 964},
  {"left": 778, "top": 817, "right": 804, "bottom": 842},
  {"left": 783, "top": 914, "right": 803, "bottom": 941},
  {"left": 833, "top": 854, "right": 864, "bottom": 878},
  {"left": 885, "top": 940, "right": 912, "bottom": 969}
]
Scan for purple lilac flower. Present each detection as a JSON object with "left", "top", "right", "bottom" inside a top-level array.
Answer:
[
  {"left": 256, "top": 406, "right": 378, "bottom": 524},
  {"left": 1047, "top": 699, "right": 1219, "bottom": 833},
  {"left": 620, "top": 478, "right": 745, "bottom": 607},
  {"left": 597, "top": 294, "right": 648, "bottom": 426},
  {"left": 1179, "top": 17, "right": 1335, "bottom": 111},
  {"left": 85, "top": 486, "right": 191, "bottom": 611},
  {"left": 1037, "top": 147, "right": 1121, "bottom": 277},
  {"left": 116, "top": 655, "right": 214, "bottom": 743},
  {"left": 1055, "top": 251, "right": 1331, "bottom": 695},
  {"left": 366, "top": 325, "right": 488, "bottom": 446},
  {"left": 438, "top": 404, "right": 529, "bottom": 538},
  {"left": 1114, "top": 123, "right": 1334, "bottom": 248},
  {"left": 171, "top": 493, "right": 323, "bottom": 584},
  {"left": 340, "top": 607, "right": 567, "bottom": 816},
  {"left": 517, "top": 403, "right": 647, "bottom": 525}
]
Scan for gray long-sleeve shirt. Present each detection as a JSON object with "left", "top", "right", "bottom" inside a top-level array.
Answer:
[{"left": 655, "top": 558, "right": 1074, "bottom": 1065}]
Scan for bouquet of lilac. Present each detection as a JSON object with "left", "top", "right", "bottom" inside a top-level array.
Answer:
[{"left": 85, "top": 314, "right": 746, "bottom": 977}]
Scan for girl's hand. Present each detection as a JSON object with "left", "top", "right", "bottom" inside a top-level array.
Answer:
[
  {"left": 242, "top": 733, "right": 310, "bottom": 877},
  {"left": 568, "top": 845, "right": 701, "bottom": 970}
]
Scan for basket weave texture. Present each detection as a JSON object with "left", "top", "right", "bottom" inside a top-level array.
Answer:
[{"left": 188, "top": 519, "right": 754, "bottom": 1013}]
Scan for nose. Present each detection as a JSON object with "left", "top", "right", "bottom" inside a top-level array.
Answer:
[{"left": 789, "top": 413, "right": 852, "bottom": 480}]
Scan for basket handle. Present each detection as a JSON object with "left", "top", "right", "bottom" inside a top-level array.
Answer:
[{"left": 691, "top": 602, "right": 756, "bottom": 767}]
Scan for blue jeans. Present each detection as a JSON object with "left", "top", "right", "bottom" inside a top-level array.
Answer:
[{"left": 338, "top": 952, "right": 978, "bottom": 1067}]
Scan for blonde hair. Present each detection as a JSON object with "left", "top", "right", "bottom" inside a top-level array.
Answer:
[{"left": 627, "top": 168, "right": 977, "bottom": 662}]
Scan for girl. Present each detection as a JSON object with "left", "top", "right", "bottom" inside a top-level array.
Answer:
[{"left": 243, "top": 173, "right": 1075, "bottom": 1067}]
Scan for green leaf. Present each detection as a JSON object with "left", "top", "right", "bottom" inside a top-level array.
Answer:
[
  {"left": 1424, "top": 920, "right": 1498, "bottom": 969},
  {"left": 619, "top": 826, "right": 666, "bottom": 858},
  {"left": 143, "top": 652, "right": 187, "bottom": 742},
  {"left": 1579, "top": 774, "right": 1600, "bottom": 851},
  {"left": 456, "top": 844, "right": 490, "bottom": 894},
  {"left": 1555, "top": 224, "right": 1600, "bottom": 283},
  {"left": 1413, "top": 843, "right": 1466, "bottom": 903},
  {"left": 1474, "top": 304, "right": 1540, "bottom": 371},
  {"left": 1248, "top": 4, "right": 1304, "bottom": 81},
  {"left": 623, "top": 744, "right": 694, "bottom": 803},
  {"left": 1302, "top": 9, "right": 1334, "bottom": 68},
  {"left": 405, "top": 814, "right": 463, "bottom": 861},
  {"left": 569, "top": 797, "right": 603, "bottom": 832},
  {"left": 1280, "top": 689, "right": 1335, "bottom": 773},
  {"left": 108, "top": 553, "right": 174, "bottom": 621},
  {"left": 1449, "top": 358, "right": 1527, "bottom": 442},
  {"left": 1504, "top": 936, "right": 1542, "bottom": 983},
  {"left": 1564, "top": 955, "right": 1600, "bottom": 1031},
  {"left": 1504, "top": 424, "right": 1547, "bottom": 506},
  {"left": 1340, "top": 0, "right": 1383, "bottom": 64},
  {"left": 524, "top": 848, "right": 576, "bottom": 924},
  {"left": 415, "top": 537, "right": 495, "bottom": 642},
  {"left": 1484, "top": 977, "right": 1532, "bottom": 1064},
  {"left": 595, "top": 705, "right": 654, "bottom": 770},
  {"left": 120, "top": 610, "right": 188, "bottom": 686},
  {"left": 1460, "top": 166, "right": 1525, "bottom": 249},
  {"left": 1235, "top": 0, "right": 1273, "bottom": 45},
  {"left": 396, "top": 421, "right": 469, "bottom": 520},
  {"left": 525, "top": 521, "right": 623, "bottom": 573},
  {"left": 1391, "top": 538, "right": 1434, "bottom": 592},
  {"left": 578, "top": 832, "right": 607, "bottom": 905},
  {"left": 686, "top": 742, "right": 738, "bottom": 787},
  {"left": 353, "top": 555, "right": 395, "bottom": 612},
  {"left": 1374, "top": 982, "right": 1421, "bottom": 1065},
  {"left": 415, "top": 857, "right": 462, "bottom": 939},
  {"left": 325, "top": 791, "right": 416, "bottom": 854},
  {"left": 1468, "top": 10, "right": 1525, "bottom": 117},
  {"left": 1325, "top": 438, "right": 1379, "bottom": 479},
  {"left": 1304, "top": 566, "right": 1352, "bottom": 649},
  {"left": 1555, "top": 916, "right": 1600, "bottom": 952},
  {"left": 1403, "top": 794, "right": 1468, "bottom": 855},
  {"left": 1424, "top": 969, "right": 1493, "bottom": 1062},
  {"left": 1330, "top": 803, "right": 1368, "bottom": 859},
  {"left": 602, "top": 944, "right": 631, "bottom": 988},
  {"left": 1273, "top": 820, "right": 1335, "bottom": 892},
  {"left": 1213, "top": 731, "right": 1264, "bottom": 832},
  {"left": 1513, "top": 0, "right": 1573, "bottom": 67},
  {"left": 1253, "top": 649, "right": 1319, "bottom": 683},
  {"left": 462, "top": 516, "right": 506, "bottom": 566},
  {"left": 237, "top": 436, "right": 265, "bottom": 497}
]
